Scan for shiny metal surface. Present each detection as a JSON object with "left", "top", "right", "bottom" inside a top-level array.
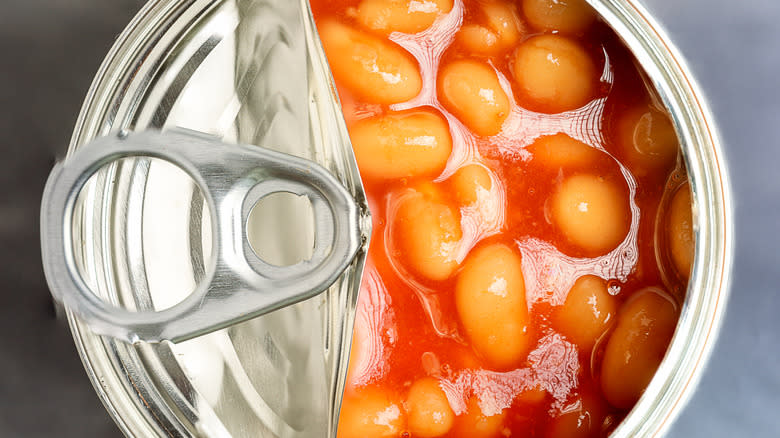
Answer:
[
  {"left": 42, "top": 129, "right": 363, "bottom": 343},
  {"left": 60, "top": 0, "right": 732, "bottom": 437},
  {"left": 591, "top": 1, "right": 733, "bottom": 436},
  {"left": 64, "top": 0, "right": 368, "bottom": 436}
]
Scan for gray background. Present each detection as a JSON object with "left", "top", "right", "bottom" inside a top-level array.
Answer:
[{"left": 0, "top": 0, "right": 777, "bottom": 436}]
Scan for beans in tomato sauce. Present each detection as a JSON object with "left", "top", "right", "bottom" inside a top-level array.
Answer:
[{"left": 310, "top": 0, "right": 691, "bottom": 436}]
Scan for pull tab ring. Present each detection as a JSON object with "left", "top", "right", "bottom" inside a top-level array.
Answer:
[{"left": 41, "top": 128, "right": 363, "bottom": 343}]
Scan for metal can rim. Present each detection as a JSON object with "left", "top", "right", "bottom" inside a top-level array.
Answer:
[
  {"left": 592, "top": 1, "right": 734, "bottom": 436},
  {"left": 64, "top": 0, "right": 735, "bottom": 436},
  {"left": 67, "top": 1, "right": 219, "bottom": 436}
]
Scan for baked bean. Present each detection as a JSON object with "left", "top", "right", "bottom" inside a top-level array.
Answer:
[
  {"left": 616, "top": 104, "right": 679, "bottom": 175},
  {"left": 455, "top": 1, "right": 524, "bottom": 56},
  {"left": 667, "top": 183, "right": 694, "bottom": 278},
  {"left": 312, "top": 1, "right": 690, "bottom": 434},
  {"left": 439, "top": 60, "right": 510, "bottom": 136},
  {"left": 451, "top": 164, "right": 493, "bottom": 206},
  {"left": 551, "top": 174, "right": 630, "bottom": 256},
  {"left": 392, "top": 186, "right": 462, "bottom": 281},
  {"left": 455, "top": 244, "right": 531, "bottom": 369},
  {"left": 349, "top": 109, "right": 452, "bottom": 180},
  {"left": 452, "top": 396, "right": 506, "bottom": 437},
  {"left": 456, "top": 24, "right": 500, "bottom": 55},
  {"left": 406, "top": 377, "right": 455, "bottom": 437},
  {"left": 522, "top": 0, "right": 596, "bottom": 35},
  {"left": 600, "top": 288, "right": 678, "bottom": 409},
  {"left": 545, "top": 387, "right": 606, "bottom": 438},
  {"left": 481, "top": 1, "right": 525, "bottom": 50},
  {"left": 319, "top": 19, "right": 422, "bottom": 104},
  {"left": 357, "top": 0, "right": 454, "bottom": 34},
  {"left": 512, "top": 35, "right": 597, "bottom": 113},
  {"left": 529, "top": 133, "right": 601, "bottom": 169},
  {"left": 554, "top": 275, "right": 617, "bottom": 351},
  {"left": 338, "top": 387, "right": 406, "bottom": 438}
]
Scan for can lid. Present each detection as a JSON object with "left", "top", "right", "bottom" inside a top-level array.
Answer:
[
  {"left": 42, "top": 128, "right": 363, "bottom": 343},
  {"left": 54, "top": 0, "right": 371, "bottom": 435}
]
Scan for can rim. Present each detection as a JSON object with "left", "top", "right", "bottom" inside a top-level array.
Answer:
[
  {"left": 67, "top": 1, "right": 214, "bottom": 436},
  {"left": 592, "top": 0, "right": 734, "bottom": 436},
  {"left": 64, "top": 0, "right": 734, "bottom": 436}
]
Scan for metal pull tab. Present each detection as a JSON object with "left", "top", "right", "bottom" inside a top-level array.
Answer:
[{"left": 41, "top": 128, "right": 362, "bottom": 343}]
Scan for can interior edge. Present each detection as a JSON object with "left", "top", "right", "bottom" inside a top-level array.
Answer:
[{"left": 64, "top": 0, "right": 734, "bottom": 437}]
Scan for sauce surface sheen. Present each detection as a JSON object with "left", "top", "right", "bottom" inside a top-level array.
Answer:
[{"left": 310, "top": 1, "right": 692, "bottom": 436}]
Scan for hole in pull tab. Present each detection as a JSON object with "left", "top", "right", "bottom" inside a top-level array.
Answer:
[
  {"left": 246, "top": 192, "right": 316, "bottom": 267},
  {"left": 70, "top": 156, "right": 209, "bottom": 312}
]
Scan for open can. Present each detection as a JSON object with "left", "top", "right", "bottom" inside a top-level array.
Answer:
[{"left": 55, "top": 0, "right": 732, "bottom": 436}]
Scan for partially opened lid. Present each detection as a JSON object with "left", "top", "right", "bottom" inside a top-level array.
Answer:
[{"left": 63, "top": 0, "right": 367, "bottom": 436}]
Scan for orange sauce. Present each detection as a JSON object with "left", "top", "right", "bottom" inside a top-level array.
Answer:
[{"left": 310, "top": 1, "right": 692, "bottom": 436}]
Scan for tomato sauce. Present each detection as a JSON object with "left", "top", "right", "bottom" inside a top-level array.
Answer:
[{"left": 309, "top": 0, "right": 692, "bottom": 436}]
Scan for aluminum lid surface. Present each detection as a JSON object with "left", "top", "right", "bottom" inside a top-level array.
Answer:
[{"left": 65, "top": 0, "right": 367, "bottom": 436}]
